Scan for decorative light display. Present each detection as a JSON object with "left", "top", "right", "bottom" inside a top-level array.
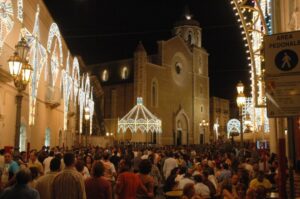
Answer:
[
  {"left": 46, "top": 23, "right": 63, "bottom": 86},
  {"left": 118, "top": 97, "right": 162, "bottom": 134},
  {"left": 227, "top": 119, "right": 241, "bottom": 138},
  {"left": 88, "top": 90, "right": 94, "bottom": 135},
  {"left": 27, "top": 5, "right": 48, "bottom": 125},
  {"left": 0, "top": 0, "right": 14, "bottom": 52},
  {"left": 0, "top": 1, "right": 95, "bottom": 139},
  {"left": 72, "top": 57, "right": 80, "bottom": 105},
  {"left": 230, "top": 0, "right": 270, "bottom": 134},
  {"left": 79, "top": 77, "right": 85, "bottom": 134},
  {"left": 17, "top": 0, "right": 23, "bottom": 23},
  {"left": 62, "top": 52, "right": 73, "bottom": 130}
]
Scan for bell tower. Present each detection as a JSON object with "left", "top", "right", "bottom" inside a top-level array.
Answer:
[{"left": 173, "top": 6, "right": 202, "bottom": 48}]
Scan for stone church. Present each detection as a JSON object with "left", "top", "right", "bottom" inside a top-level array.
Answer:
[{"left": 93, "top": 10, "right": 210, "bottom": 145}]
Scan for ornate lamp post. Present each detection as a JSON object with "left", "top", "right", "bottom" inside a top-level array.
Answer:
[
  {"left": 199, "top": 119, "right": 209, "bottom": 144},
  {"left": 84, "top": 106, "right": 90, "bottom": 147},
  {"left": 236, "top": 81, "right": 246, "bottom": 147},
  {"left": 8, "top": 37, "right": 33, "bottom": 149}
]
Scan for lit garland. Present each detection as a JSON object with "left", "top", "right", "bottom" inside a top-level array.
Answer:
[
  {"left": 79, "top": 77, "right": 85, "bottom": 134},
  {"left": 0, "top": 0, "right": 14, "bottom": 52},
  {"left": 118, "top": 97, "right": 162, "bottom": 134},
  {"left": 227, "top": 119, "right": 241, "bottom": 138},
  {"left": 230, "top": 0, "right": 270, "bottom": 133},
  {"left": 17, "top": 0, "right": 23, "bottom": 23},
  {"left": 88, "top": 89, "right": 94, "bottom": 135},
  {"left": 62, "top": 52, "right": 73, "bottom": 130},
  {"left": 27, "top": 5, "right": 48, "bottom": 125},
  {"left": 46, "top": 23, "right": 63, "bottom": 86},
  {"left": 72, "top": 57, "right": 80, "bottom": 105}
]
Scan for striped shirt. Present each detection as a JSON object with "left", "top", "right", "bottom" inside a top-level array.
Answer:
[{"left": 52, "top": 167, "right": 86, "bottom": 199}]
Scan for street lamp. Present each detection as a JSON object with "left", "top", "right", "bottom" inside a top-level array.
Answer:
[
  {"left": 84, "top": 106, "right": 90, "bottom": 147},
  {"left": 7, "top": 36, "right": 33, "bottom": 149},
  {"left": 236, "top": 81, "right": 246, "bottom": 147},
  {"left": 199, "top": 119, "right": 209, "bottom": 144}
]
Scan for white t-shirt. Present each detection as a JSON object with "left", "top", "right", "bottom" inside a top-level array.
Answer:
[
  {"left": 178, "top": 178, "right": 194, "bottom": 190},
  {"left": 43, "top": 156, "right": 54, "bottom": 174},
  {"left": 194, "top": 182, "right": 210, "bottom": 198}
]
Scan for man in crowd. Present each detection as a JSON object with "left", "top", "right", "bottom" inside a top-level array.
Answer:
[
  {"left": 28, "top": 150, "right": 43, "bottom": 176},
  {"left": 0, "top": 168, "right": 40, "bottom": 199},
  {"left": 52, "top": 152, "right": 86, "bottom": 199},
  {"left": 35, "top": 157, "right": 61, "bottom": 199}
]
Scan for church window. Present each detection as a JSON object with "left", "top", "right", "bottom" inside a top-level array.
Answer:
[
  {"left": 45, "top": 128, "right": 51, "bottom": 147},
  {"left": 175, "top": 62, "right": 182, "bottom": 74},
  {"left": 121, "top": 66, "right": 129, "bottom": 79},
  {"left": 151, "top": 79, "right": 158, "bottom": 107},
  {"left": 200, "top": 105, "right": 204, "bottom": 113},
  {"left": 19, "top": 124, "right": 26, "bottom": 151},
  {"left": 102, "top": 70, "right": 109, "bottom": 82}
]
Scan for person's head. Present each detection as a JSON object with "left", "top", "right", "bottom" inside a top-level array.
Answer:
[
  {"left": 257, "top": 171, "right": 265, "bottom": 182},
  {"left": 16, "top": 169, "right": 32, "bottom": 185},
  {"left": 183, "top": 183, "right": 195, "bottom": 198},
  {"left": 103, "top": 151, "right": 110, "bottom": 160},
  {"left": 92, "top": 161, "right": 105, "bottom": 177},
  {"left": 231, "top": 174, "right": 239, "bottom": 185},
  {"left": 179, "top": 167, "right": 187, "bottom": 175},
  {"left": 50, "top": 157, "right": 61, "bottom": 172},
  {"left": 49, "top": 150, "right": 55, "bottom": 157},
  {"left": 29, "top": 167, "right": 39, "bottom": 180},
  {"left": 4, "top": 152, "right": 13, "bottom": 163},
  {"left": 254, "top": 185, "right": 267, "bottom": 198},
  {"left": 193, "top": 175, "right": 203, "bottom": 183},
  {"left": 64, "top": 152, "right": 75, "bottom": 167},
  {"left": 139, "top": 159, "right": 152, "bottom": 174},
  {"left": 29, "top": 150, "right": 38, "bottom": 162},
  {"left": 20, "top": 151, "right": 27, "bottom": 161},
  {"left": 85, "top": 155, "right": 93, "bottom": 164},
  {"left": 75, "top": 160, "right": 85, "bottom": 173}
]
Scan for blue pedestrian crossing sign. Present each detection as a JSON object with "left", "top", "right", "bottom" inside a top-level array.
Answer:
[
  {"left": 265, "top": 31, "right": 300, "bottom": 75},
  {"left": 275, "top": 49, "right": 298, "bottom": 71}
]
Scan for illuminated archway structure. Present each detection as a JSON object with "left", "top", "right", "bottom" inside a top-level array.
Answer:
[
  {"left": 230, "top": 0, "right": 271, "bottom": 134},
  {"left": 0, "top": 1, "right": 95, "bottom": 147},
  {"left": 118, "top": 97, "right": 162, "bottom": 137}
]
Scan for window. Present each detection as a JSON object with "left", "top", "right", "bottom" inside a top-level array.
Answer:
[
  {"left": 19, "top": 124, "right": 27, "bottom": 152},
  {"left": 121, "top": 66, "right": 129, "bottom": 79},
  {"left": 102, "top": 70, "right": 109, "bottom": 82},
  {"left": 175, "top": 62, "right": 182, "bottom": 74},
  {"left": 200, "top": 105, "right": 204, "bottom": 113},
  {"left": 151, "top": 79, "right": 158, "bottom": 107},
  {"left": 45, "top": 128, "right": 51, "bottom": 147}
]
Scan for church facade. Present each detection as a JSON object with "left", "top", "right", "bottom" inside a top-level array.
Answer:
[{"left": 94, "top": 13, "right": 210, "bottom": 145}]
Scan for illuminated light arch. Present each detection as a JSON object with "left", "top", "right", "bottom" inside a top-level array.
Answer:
[
  {"left": 88, "top": 89, "right": 94, "bottom": 135},
  {"left": 17, "top": 0, "right": 23, "bottom": 22},
  {"left": 227, "top": 119, "right": 241, "bottom": 138},
  {"left": 118, "top": 97, "right": 162, "bottom": 134},
  {"left": 72, "top": 57, "right": 80, "bottom": 105},
  {"left": 230, "top": 0, "right": 270, "bottom": 134},
  {"left": 0, "top": 0, "right": 14, "bottom": 52},
  {"left": 25, "top": 5, "right": 48, "bottom": 125},
  {"left": 62, "top": 52, "right": 73, "bottom": 130},
  {"left": 78, "top": 77, "right": 85, "bottom": 134},
  {"left": 84, "top": 74, "right": 90, "bottom": 107},
  {"left": 47, "top": 23, "right": 63, "bottom": 86}
]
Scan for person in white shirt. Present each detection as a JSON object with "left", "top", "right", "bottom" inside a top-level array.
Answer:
[
  {"left": 194, "top": 175, "right": 210, "bottom": 198},
  {"left": 177, "top": 173, "right": 194, "bottom": 190},
  {"left": 163, "top": 152, "right": 178, "bottom": 179},
  {"left": 101, "top": 151, "right": 116, "bottom": 182},
  {"left": 43, "top": 151, "right": 54, "bottom": 174}
]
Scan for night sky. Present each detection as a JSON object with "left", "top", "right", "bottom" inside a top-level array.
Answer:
[{"left": 43, "top": 0, "right": 250, "bottom": 101}]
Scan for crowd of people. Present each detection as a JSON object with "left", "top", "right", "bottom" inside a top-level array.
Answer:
[{"left": 0, "top": 141, "right": 299, "bottom": 199}]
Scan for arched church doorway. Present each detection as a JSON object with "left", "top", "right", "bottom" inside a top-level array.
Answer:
[{"left": 174, "top": 109, "right": 189, "bottom": 146}]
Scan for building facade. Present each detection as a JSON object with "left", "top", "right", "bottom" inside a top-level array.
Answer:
[
  {"left": 94, "top": 12, "right": 210, "bottom": 145},
  {"left": 210, "top": 97, "right": 230, "bottom": 141},
  {"left": 0, "top": 0, "right": 91, "bottom": 150}
]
